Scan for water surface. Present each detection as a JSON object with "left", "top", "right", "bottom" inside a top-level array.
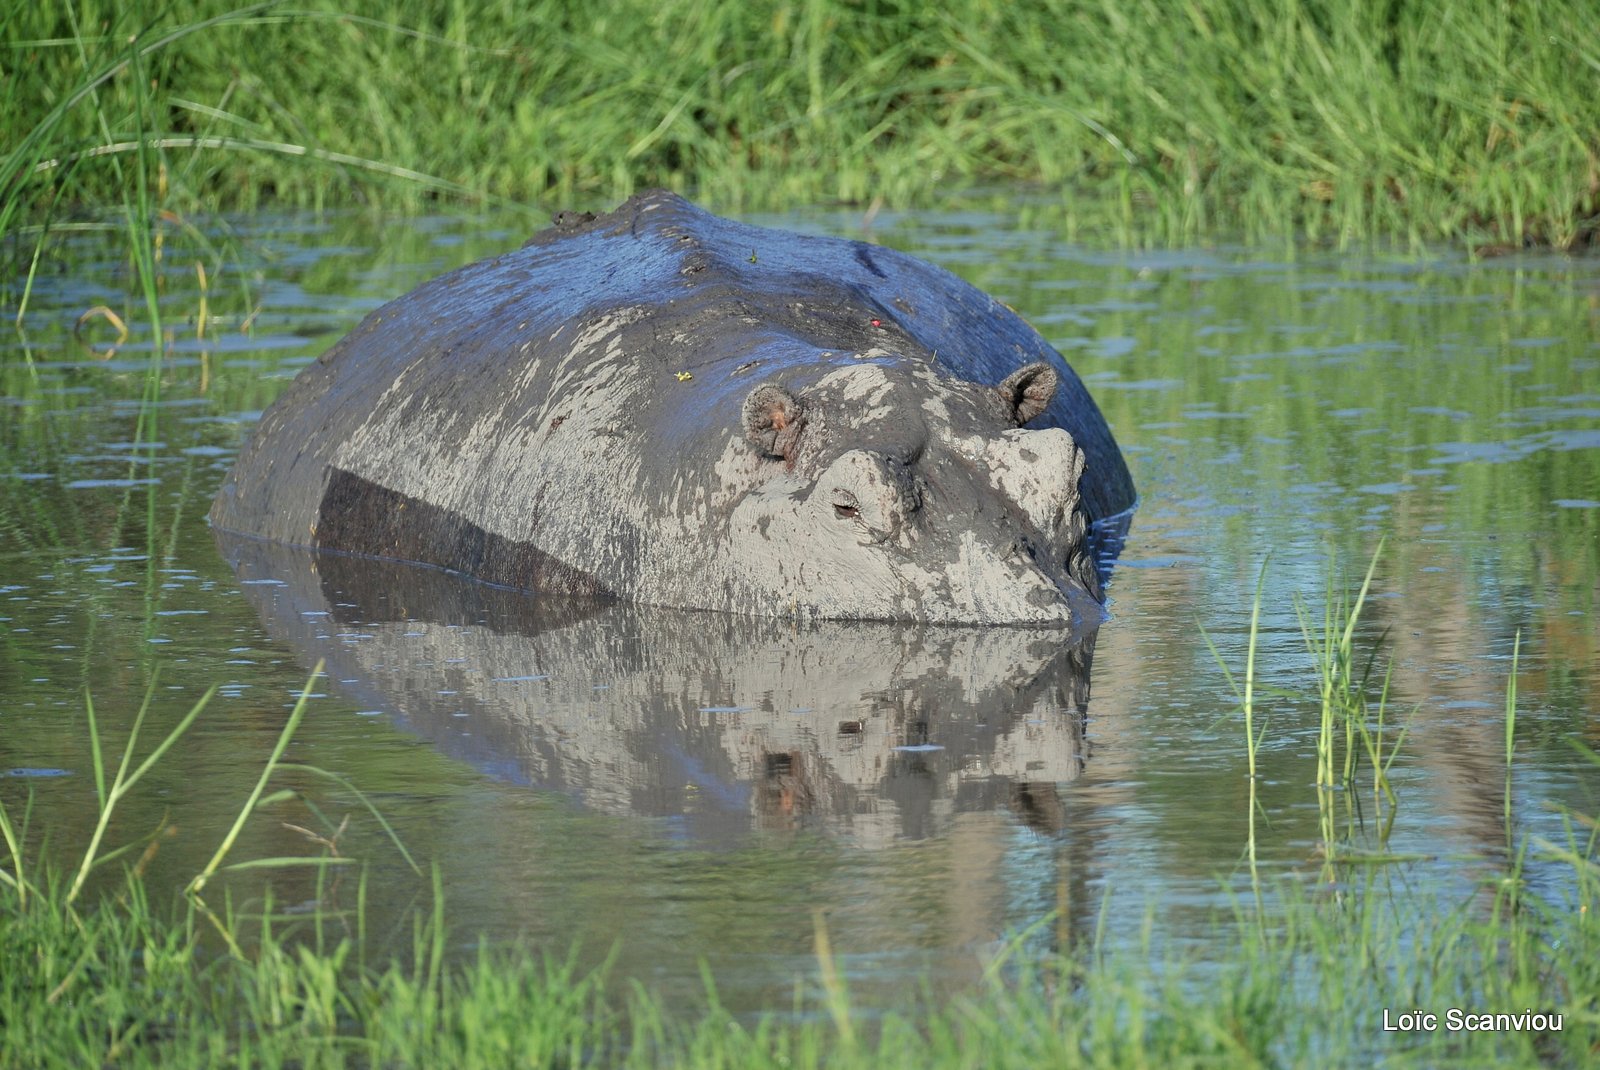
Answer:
[{"left": 2, "top": 203, "right": 1596, "bottom": 1014}]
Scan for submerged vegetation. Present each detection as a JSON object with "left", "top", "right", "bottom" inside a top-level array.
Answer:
[
  {"left": 3, "top": 570, "right": 1597, "bottom": 1067},
  {"left": 3, "top": 0, "right": 1599, "bottom": 257}
]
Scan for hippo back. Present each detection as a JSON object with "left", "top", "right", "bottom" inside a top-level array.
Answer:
[{"left": 523, "top": 194, "right": 1136, "bottom": 519}]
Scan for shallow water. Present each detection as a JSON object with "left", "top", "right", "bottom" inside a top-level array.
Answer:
[{"left": 2, "top": 202, "right": 1597, "bottom": 1014}]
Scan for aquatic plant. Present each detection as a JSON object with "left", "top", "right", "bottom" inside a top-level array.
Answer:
[
  {"left": 0, "top": 661, "right": 413, "bottom": 921},
  {"left": 1201, "top": 542, "right": 1418, "bottom": 878},
  {"left": 1295, "top": 543, "right": 1408, "bottom": 803},
  {"left": 1505, "top": 630, "right": 1521, "bottom": 848},
  {"left": 1198, "top": 554, "right": 1272, "bottom": 914},
  {"left": 1200, "top": 554, "right": 1270, "bottom": 784}
]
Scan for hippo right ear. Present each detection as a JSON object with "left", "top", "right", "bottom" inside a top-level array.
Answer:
[
  {"left": 743, "top": 384, "right": 806, "bottom": 460},
  {"left": 996, "top": 362, "right": 1060, "bottom": 426}
]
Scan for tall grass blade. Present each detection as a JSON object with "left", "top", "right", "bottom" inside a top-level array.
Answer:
[
  {"left": 813, "top": 909, "right": 855, "bottom": 1049},
  {"left": 1242, "top": 555, "right": 1269, "bottom": 780},
  {"left": 67, "top": 680, "right": 215, "bottom": 906},
  {"left": 187, "top": 661, "right": 323, "bottom": 897},
  {"left": 1505, "top": 631, "right": 1521, "bottom": 845},
  {"left": 0, "top": 790, "right": 29, "bottom": 905}
]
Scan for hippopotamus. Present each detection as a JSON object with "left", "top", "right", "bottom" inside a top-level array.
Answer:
[{"left": 210, "top": 191, "right": 1135, "bottom": 624}]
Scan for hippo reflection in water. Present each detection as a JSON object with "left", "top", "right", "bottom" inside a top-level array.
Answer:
[
  {"left": 211, "top": 191, "right": 1134, "bottom": 624},
  {"left": 221, "top": 536, "right": 1096, "bottom": 844}
]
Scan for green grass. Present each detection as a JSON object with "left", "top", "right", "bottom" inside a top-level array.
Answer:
[
  {"left": 1295, "top": 539, "right": 1410, "bottom": 807},
  {"left": 2, "top": 0, "right": 1598, "bottom": 263},
  {"left": 1207, "top": 544, "right": 1418, "bottom": 895},
  {"left": 2, "top": 797, "right": 1595, "bottom": 1068}
]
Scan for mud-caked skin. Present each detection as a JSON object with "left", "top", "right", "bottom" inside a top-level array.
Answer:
[{"left": 210, "top": 191, "right": 1136, "bottom": 624}]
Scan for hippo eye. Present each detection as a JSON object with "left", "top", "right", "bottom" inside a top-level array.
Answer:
[{"left": 832, "top": 491, "right": 861, "bottom": 520}]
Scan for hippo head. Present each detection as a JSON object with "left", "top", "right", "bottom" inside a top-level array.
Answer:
[{"left": 698, "top": 357, "right": 1102, "bottom": 624}]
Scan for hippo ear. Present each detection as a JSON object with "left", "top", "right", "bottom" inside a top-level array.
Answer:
[
  {"left": 996, "top": 362, "right": 1060, "bottom": 426},
  {"left": 743, "top": 384, "right": 807, "bottom": 459}
]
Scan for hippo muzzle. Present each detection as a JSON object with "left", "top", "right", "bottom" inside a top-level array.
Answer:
[{"left": 703, "top": 359, "right": 1102, "bottom": 625}]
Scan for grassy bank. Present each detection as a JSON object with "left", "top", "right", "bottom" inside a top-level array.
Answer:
[
  {"left": 13, "top": 865, "right": 1600, "bottom": 1067},
  {"left": 3, "top": 0, "right": 1598, "bottom": 250},
  {"left": 3, "top": 795, "right": 1597, "bottom": 1068}
]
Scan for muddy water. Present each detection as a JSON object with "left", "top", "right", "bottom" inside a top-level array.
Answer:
[{"left": 2, "top": 203, "right": 1596, "bottom": 1014}]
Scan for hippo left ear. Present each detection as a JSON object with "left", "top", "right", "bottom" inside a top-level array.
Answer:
[
  {"left": 743, "top": 383, "right": 806, "bottom": 460},
  {"left": 996, "top": 362, "right": 1060, "bottom": 426}
]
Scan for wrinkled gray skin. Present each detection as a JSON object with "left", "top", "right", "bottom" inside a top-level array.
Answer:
[{"left": 211, "top": 191, "right": 1135, "bottom": 624}]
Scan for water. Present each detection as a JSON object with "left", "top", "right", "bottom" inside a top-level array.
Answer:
[{"left": 2, "top": 203, "right": 1596, "bottom": 1014}]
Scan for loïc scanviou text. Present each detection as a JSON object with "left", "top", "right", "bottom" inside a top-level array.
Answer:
[{"left": 1382, "top": 1009, "right": 1563, "bottom": 1033}]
